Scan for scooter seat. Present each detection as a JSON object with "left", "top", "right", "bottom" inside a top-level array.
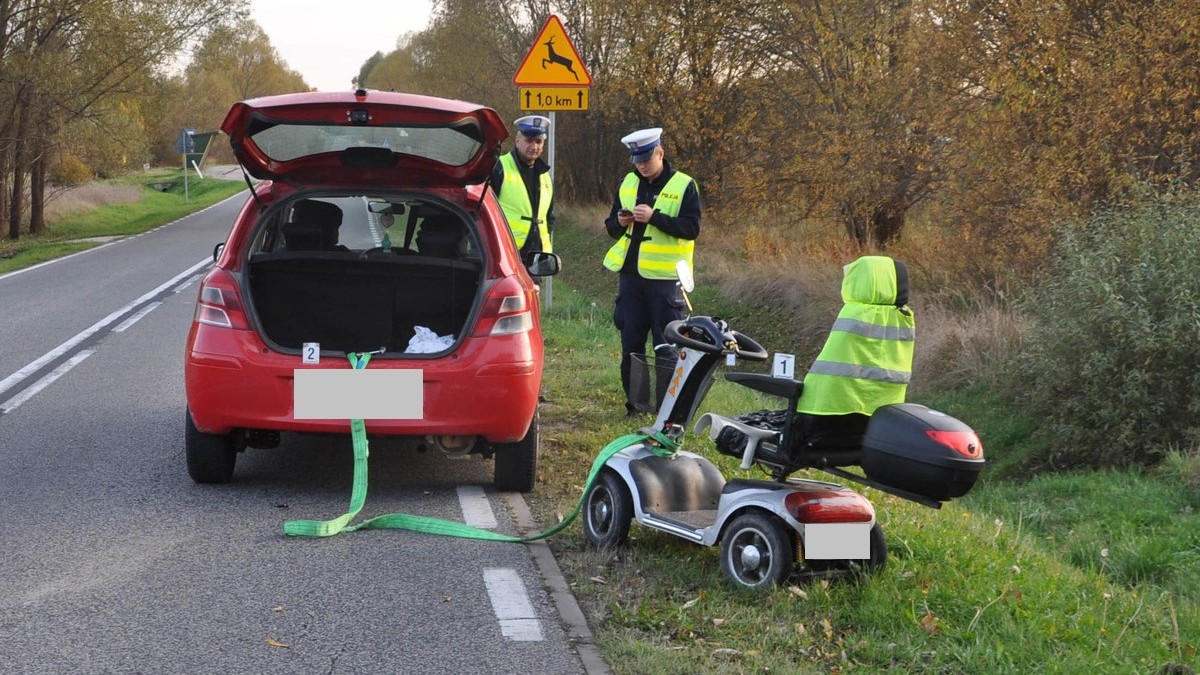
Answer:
[
  {"left": 712, "top": 409, "right": 866, "bottom": 470},
  {"left": 795, "top": 413, "right": 869, "bottom": 449}
]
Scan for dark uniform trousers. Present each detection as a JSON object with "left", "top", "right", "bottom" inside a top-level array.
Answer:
[{"left": 614, "top": 272, "right": 687, "bottom": 413}]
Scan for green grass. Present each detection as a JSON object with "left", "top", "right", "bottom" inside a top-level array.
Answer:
[
  {"left": 533, "top": 217, "right": 1200, "bottom": 673},
  {"left": 0, "top": 168, "right": 245, "bottom": 274}
]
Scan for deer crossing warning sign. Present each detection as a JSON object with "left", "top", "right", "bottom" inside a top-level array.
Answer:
[{"left": 513, "top": 15, "right": 592, "bottom": 86}]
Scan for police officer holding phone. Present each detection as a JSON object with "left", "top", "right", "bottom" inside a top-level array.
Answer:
[{"left": 603, "top": 127, "right": 702, "bottom": 415}]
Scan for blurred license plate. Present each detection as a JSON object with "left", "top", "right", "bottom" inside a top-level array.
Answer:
[
  {"left": 804, "top": 522, "right": 871, "bottom": 560},
  {"left": 293, "top": 369, "right": 423, "bottom": 420}
]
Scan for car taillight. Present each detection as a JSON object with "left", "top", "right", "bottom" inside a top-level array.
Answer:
[
  {"left": 194, "top": 268, "right": 250, "bottom": 330},
  {"left": 474, "top": 277, "right": 533, "bottom": 337},
  {"left": 785, "top": 489, "right": 875, "bottom": 523},
  {"left": 925, "top": 430, "right": 984, "bottom": 459}
]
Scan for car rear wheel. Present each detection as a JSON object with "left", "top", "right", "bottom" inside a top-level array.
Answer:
[
  {"left": 185, "top": 409, "right": 237, "bottom": 484},
  {"left": 493, "top": 411, "right": 539, "bottom": 492}
]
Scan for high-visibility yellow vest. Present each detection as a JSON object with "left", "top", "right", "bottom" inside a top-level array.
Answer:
[
  {"left": 603, "top": 171, "right": 695, "bottom": 279},
  {"left": 497, "top": 153, "right": 552, "bottom": 251},
  {"left": 796, "top": 256, "right": 915, "bottom": 416}
]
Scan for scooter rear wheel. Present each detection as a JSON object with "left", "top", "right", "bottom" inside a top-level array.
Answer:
[
  {"left": 720, "top": 511, "right": 795, "bottom": 589},
  {"left": 584, "top": 470, "right": 634, "bottom": 548}
]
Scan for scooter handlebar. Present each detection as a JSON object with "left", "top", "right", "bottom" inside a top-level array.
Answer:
[
  {"left": 664, "top": 318, "right": 722, "bottom": 353},
  {"left": 664, "top": 318, "right": 769, "bottom": 361},
  {"left": 730, "top": 331, "right": 768, "bottom": 362}
]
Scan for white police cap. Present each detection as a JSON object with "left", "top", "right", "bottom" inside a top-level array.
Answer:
[
  {"left": 514, "top": 115, "right": 550, "bottom": 138},
  {"left": 620, "top": 127, "right": 663, "bottom": 163}
]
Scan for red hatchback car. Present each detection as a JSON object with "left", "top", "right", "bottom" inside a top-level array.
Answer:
[{"left": 184, "top": 90, "right": 558, "bottom": 491}]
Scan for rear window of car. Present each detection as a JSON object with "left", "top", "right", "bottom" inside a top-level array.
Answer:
[{"left": 248, "top": 122, "right": 483, "bottom": 167}]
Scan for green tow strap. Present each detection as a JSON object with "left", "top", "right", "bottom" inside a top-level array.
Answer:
[{"left": 284, "top": 353, "right": 680, "bottom": 541}]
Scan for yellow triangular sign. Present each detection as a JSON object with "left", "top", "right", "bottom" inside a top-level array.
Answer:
[{"left": 513, "top": 15, "right": 592, "bottom": 86}]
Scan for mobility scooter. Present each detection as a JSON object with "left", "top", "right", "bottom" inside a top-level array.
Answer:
[{"left": 582, "top": 258, "right": 985, "bottom": 589}]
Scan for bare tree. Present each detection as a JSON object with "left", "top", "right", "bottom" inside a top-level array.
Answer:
[{"left": 1, "top": 0, "right": 245, "bottom": 239}]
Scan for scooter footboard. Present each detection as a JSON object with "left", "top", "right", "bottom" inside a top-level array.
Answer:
[{"left": 628, "top": 453, "right": 726, "bottom": 513}]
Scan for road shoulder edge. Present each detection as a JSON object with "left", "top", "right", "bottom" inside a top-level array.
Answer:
[{"left": 505, "top": 492, "right": 610, "bottom": 675}]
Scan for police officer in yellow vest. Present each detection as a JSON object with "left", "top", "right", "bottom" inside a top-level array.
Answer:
[
  {"left": 603, "top": 127, "right": 702, "bottom": 415},
  {"left": 490, "top": 115, "right": 554, "bottom": 261}
]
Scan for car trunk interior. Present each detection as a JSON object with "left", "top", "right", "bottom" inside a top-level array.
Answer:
[{"left": 247, "top": 252, "right": 481, "bottom": 354}]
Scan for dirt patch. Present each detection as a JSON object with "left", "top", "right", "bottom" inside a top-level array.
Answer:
[{"left": 43, "top": 183, "right": 142, "bottom": 221}]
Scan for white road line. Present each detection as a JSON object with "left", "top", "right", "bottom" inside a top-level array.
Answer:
[
  {"left": 457, "top": 486, "right": 498, "bottom": 529},
  {"left": 0, "top": 257, "right": 210, "bottom": 400},
  {"left": 362, "top": 197, "right": 384, "bottom": 247},
  {"left": 112, "top": 302, "right": 162, "bottom": 333},
  {"left": 483, "top": 568, "right": 543, "bottom": 642},
  {"left": 1, "top": 350, "right": 95, "bottom": 414},
  {"left": 172, "top": 274, "right": 203, "bottom": 294}
]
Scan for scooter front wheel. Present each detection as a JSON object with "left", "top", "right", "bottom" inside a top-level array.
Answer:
[
  {"left": 720, "top": 511, "right": 795, "bottom": 589},
  {"left": 584, "top": 469, "right": 634, "bottom": 549}
]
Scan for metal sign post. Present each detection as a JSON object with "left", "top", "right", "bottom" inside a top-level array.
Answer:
[
  {"left": 543, "top": 112, "right": 556, "bottom": 308},
  {"left": 175, "top": 128, "right": 196, "bottom": 202}
]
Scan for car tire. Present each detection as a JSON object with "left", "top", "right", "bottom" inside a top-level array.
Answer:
[
  {"left": 720, "top": 510, "right": 795, "bottom": 589},
  {"left": 494, "top": 411, "right": 538, "bottom": 492},
  {"left": 185, "top": 409, "right": 237, "bottom": 484},
  {"left": 583, "top": 469, "right": 634, "bottom": 548}
]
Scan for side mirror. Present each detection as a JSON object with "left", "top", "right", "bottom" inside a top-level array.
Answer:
[
  {"left": 524, "top": 251, "right": 561, "bottom": 277},
  {"left": 675, "top": 260, "right": 695, "bottom": 293},
  {"left": 212, "top": 242, "right": 225, "bottom": 262},
  {"left": 675, "top": 260, "right": 694, "bottom": 314}
]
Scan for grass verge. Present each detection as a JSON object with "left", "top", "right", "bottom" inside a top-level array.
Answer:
[
  {"left": 533, "top": 215, "right": 1199, "bottom": 673},
  {"left": 0, "top": 168, "right": 246, "bottom": 275}
]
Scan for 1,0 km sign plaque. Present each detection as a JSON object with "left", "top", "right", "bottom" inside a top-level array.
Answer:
[{"left": 518, "top": 87, "right": 589, "bottom": 111}]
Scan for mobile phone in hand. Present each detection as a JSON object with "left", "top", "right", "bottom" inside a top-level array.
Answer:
[{"left": 618, "top": 208, "right": 633, "bottom": 217}]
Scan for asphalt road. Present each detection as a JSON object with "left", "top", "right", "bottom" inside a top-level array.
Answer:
[{"left": 0, "top": 192, "right": 597, "bottom": 674}]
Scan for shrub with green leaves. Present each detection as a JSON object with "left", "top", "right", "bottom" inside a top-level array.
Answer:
[{"left": 1016, "top": 187, "right": 1200, "bottom": 467}]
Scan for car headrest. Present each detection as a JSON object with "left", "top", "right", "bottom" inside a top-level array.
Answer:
[
  {"left": 282, "top": 220, "right": 324, "bottom": 251},
  {"left": 416, "top": 214, "right": 465, "bottom": 257},
  {"left": 285, "top": 199, "right": 343, "bottom": 250}
]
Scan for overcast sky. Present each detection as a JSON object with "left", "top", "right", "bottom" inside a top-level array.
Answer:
[{"left": 249, "top": 0, "right": 435, "bottom": 92}]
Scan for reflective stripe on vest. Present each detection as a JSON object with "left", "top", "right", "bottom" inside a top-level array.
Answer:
[
  {"left": 497, "top": 153, "right": 552, "bottom": 251},
  {"left": 603, "top": 171, "right": 694, "bottom": 279},
  {"left": 830, "top": 318, "right": 915, "bottom": 342},
  {"left": 807, "top": 361, "right": 911, "bottom": 385}
]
